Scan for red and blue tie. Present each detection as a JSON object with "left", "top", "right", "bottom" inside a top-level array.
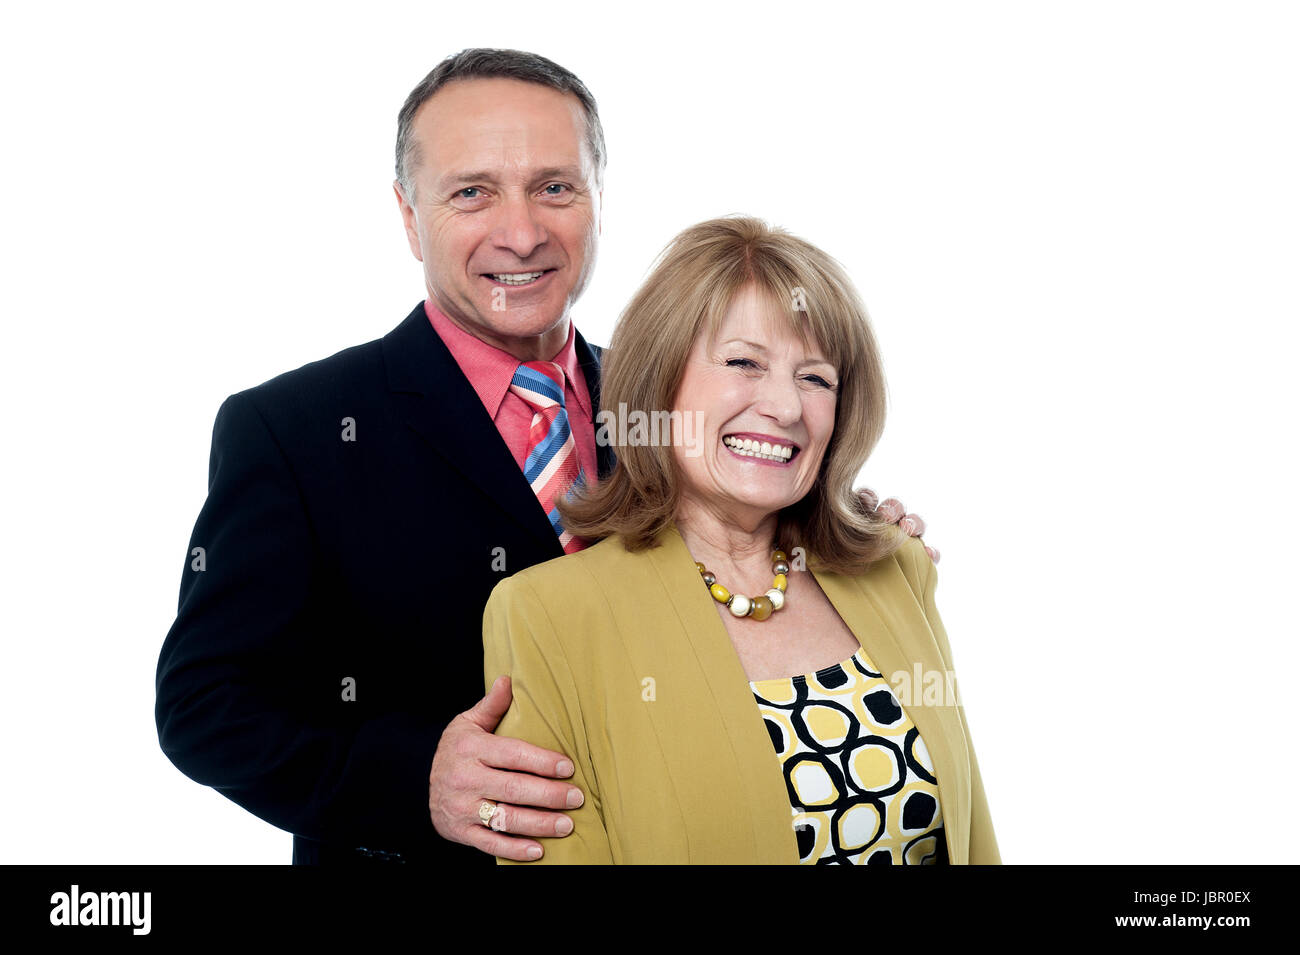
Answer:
[{"left": 509, "top": 361, "right": 586, "bottom": 554}]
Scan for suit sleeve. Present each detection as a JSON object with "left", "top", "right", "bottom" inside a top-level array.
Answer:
[
  {"left": 482, "top": 576, "right": 614, "bottom": 864},
  {"left": 915, "top": 541, "right": 1003, "bottom": 865},
  {"left": 155, "top": 392, "right": 444, "bottom": 851}
]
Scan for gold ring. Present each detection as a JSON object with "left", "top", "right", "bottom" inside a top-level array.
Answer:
[{"left": 477, "top": 800, "right": 500, "bottom": 829}]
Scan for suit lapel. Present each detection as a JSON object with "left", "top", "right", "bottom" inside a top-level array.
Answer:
[
  {"left": 381, "top": 304, "right": 561, "bottom": 551},
  {"left": 573, "top": 328, "right": 615, "bottom": 480}
]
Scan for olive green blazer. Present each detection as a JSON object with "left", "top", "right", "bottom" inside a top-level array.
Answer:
[{"left": 482, "top": 522, "right": 1001, "bottom": 865}]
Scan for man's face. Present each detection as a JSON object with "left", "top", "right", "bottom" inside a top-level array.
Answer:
[{"left": 396, "top": 77, "right": 602, "bottom": 360}]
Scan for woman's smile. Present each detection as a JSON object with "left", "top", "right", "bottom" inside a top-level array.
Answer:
[{"left": 721, "top": 432, "right": 801, "bottom": 466}]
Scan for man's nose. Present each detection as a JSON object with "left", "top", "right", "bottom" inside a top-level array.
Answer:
[{"left": 490, "top": 194, "right": 548, "bottom": 259}]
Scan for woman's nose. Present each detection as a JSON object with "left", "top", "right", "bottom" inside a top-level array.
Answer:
[{"left": 753, "top": 374, "right": 803, "bottom": 425}]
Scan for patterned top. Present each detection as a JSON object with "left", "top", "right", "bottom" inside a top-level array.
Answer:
[{"left": 750, "top": 646, "right": 948, "bottom": 865}]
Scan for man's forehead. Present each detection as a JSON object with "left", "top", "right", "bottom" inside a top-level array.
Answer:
[{"left": 414, "top": 78, "right": 591, "bottom": 178}]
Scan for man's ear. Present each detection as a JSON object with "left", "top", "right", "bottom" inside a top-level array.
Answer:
[{"left": 393, "top": 180, "right": 423, "bottom": 262}]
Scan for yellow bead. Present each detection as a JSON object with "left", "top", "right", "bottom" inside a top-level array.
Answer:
[
  {"left": 694, "top": 562, "right": 707, "bottom": 575},
  {"left": 750, "top": 595, "right": 773, "bottom": 621},
  {"left": 773, "top": 573, "right": 787, "bottom": 592},
  {"left": 772, "top": 549, "right": 788, "bottom": 564},
  {"left": 710, "top": 583, "right": 731, "bottom": 603}
]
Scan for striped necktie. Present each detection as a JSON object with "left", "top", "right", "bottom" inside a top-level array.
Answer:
[{"left": 509, "top": 361, "right": 586, "bottom": 554}]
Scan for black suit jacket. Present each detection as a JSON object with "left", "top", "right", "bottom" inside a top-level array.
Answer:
[{"left": 155, "top": 302, "right": 613, "bottom": 864}]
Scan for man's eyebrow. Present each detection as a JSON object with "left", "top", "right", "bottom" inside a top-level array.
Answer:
[
  {"left": 531, "top": 165, "right": 586, "bottom": 182},
  {"left": 437, "top": 171, "right": 502, "bottom": 190},
  {"left": 436, "top": 166, "right": 588, "bottom": 191}
]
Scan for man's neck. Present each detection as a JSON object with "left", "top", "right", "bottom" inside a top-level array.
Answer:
[{"left": 435, "top": 305, "right": 571, "bottom": 363}]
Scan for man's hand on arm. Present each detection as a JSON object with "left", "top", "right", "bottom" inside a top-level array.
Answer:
[
  {"left": 428, "top": 675, "right": 584, "bottom": 862},
  {"left": 857, "top": 486, "right": 940, "bottom": 564}
]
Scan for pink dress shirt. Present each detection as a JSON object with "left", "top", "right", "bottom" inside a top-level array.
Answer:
[{"left": 424, "top": 299, "right": 599, "bottom": 493}]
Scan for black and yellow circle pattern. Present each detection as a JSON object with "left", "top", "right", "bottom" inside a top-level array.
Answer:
[{"left": 751, "top": 647, "right": 948, "bottom": 865}]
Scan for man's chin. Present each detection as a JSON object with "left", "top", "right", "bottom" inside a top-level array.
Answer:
[{"left": 480, "top": 304, "right": 567, "bottom": 336}]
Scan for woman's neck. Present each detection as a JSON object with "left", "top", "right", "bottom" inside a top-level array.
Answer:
[{"left": 674, "top": 498, "right": 780, "bottom": 585}]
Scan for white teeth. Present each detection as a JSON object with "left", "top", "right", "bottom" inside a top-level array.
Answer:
[
  {"left": 490, "top": 271, "right": 545, "bottom": 285},
  {"left": 722, "top": 435, "right": 794, "bottom": 462}
]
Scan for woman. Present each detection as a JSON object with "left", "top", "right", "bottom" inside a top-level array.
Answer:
[{"left": 482, "top": 216, "right": 999, "bottom": 864}]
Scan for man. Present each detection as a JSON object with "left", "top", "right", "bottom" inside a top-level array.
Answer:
[{"left": 155, "top": 48, "right": 932, "bottom": 864}]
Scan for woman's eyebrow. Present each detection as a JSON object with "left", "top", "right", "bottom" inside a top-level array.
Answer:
[
  {"left": 719, "top": 338, "right": 768, "bottom": 351},
  {"left": 718, "top": 339, "right": 835, "bottom": 368}
]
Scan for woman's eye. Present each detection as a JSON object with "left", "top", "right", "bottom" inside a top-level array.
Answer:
[
  {"left": 803, "top": 374, "right": 835, "bottom": 389},
  {"left": 726, "top": 358, "right": 759, "bottom": 369}
]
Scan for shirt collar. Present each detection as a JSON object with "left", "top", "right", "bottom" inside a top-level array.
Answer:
[{"left": 424, "top": 299, "right": 590, "bottom": 419}]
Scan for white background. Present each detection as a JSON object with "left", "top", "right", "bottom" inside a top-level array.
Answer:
[{"left": 2, "top": 0, "right": 1296, "bottom": 864}]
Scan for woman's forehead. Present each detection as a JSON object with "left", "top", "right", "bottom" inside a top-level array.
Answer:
[{"left": 705, "top": 287, "right": 832, "bottom": 363}]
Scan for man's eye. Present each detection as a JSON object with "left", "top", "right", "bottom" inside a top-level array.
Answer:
[
  {"left": 543, "top": 183, "right": 569, "bottom": 196},
  {"left": 457, "top": 187, "right": 481, "bottom": 199}
]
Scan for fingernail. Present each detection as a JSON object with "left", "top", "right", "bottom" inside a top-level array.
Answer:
[
  {"left": 556, "top": 816, "right": 574, "bottom": 836},
  {"left": 567, "top": 788, "right": 585, "bottom": 809},
  {"left": 526, "top": 845, "right": 542, "bottom": 860},
  {"left": 557, "top": 759, "right": 574, "bottom": 777}
]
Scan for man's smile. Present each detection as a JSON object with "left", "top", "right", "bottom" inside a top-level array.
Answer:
[{"left": 483, "top": 268, "right": 557, "bottom": 288}]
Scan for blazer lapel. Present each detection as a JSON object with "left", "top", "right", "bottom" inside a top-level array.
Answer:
[
  {"left": 641, "top": 521, "right": 971, "bottom": 864},
  {"left": 810, "top": 562, "right": 972, "bottom": 865},
  {"left": 381, "top": 304, "right": 561, "bottom": 551},
  {"left": 642, "top": 524, "right": 804, "bottom": 863}
]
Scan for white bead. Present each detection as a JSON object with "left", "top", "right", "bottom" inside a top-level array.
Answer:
[
  {"left": 728, "top": 593, "right": 751, "bottom": 617},
  {"left": 765, "top": 588, "right": 785, "bottom": 611}
]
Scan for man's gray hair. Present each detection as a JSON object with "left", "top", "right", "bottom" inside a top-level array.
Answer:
[{"left": 395, "top": 48, "right": 607, "bottom": 201}]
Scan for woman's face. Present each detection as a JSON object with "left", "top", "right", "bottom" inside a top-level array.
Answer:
[{"left": 671, "top": 284, "right": 839, "bottom": 528}]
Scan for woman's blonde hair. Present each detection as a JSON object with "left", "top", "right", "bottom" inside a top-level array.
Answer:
[{"left": 559, "top": 215, "right": 907, "bottom": 574}]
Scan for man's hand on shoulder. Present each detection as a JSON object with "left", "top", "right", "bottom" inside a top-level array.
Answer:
[
  {"left": 857, "top": 486, "right": 939, "bottom": 564},
  {"left": 428, "top": 675, "right": 584, "bottom": 861}
]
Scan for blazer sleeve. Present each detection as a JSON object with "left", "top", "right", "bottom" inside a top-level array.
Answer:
[
  {"left": 155, "top": 392, "right": 443, "bottom": 850},
  {"left": 482, "top": 575, "right": 614, "bottom": 864},
  {"left": 915, "top": 545, "right": 1002, "bottom": 864}
]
